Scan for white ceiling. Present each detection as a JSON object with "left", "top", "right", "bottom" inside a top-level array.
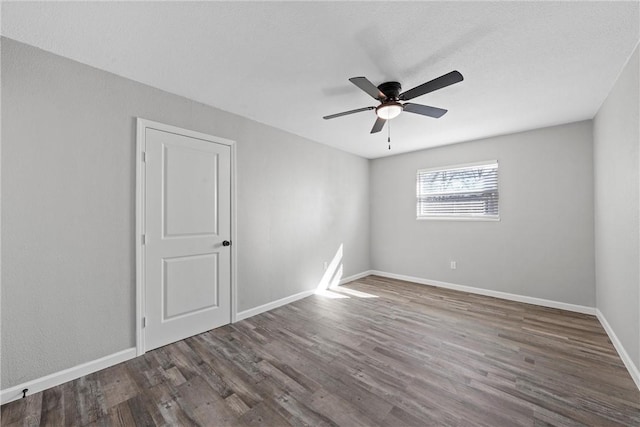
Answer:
[{"left": 2, "top": 1, "right": 639, "bottom": 159}]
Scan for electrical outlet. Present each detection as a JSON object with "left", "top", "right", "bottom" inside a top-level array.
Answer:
[{"left": 450, "top": 261, "right": 457, "bottom": 270}]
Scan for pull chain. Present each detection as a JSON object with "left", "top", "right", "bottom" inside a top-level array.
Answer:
[{"left": 387, "top": 119, "right": 391, "bottom": 150}]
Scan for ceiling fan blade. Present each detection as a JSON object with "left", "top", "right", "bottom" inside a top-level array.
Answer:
[
  {"left": 399, "top": 70, "right": 463, "bottom": 101},
  {"left": 349, "top": 77, "right": 386, "bottom": 100},
  {"left": 323, "top": 106, "right": 375, "bottom": 120},
  {"left": 403, "top": 103, "right": 448, "bottom": 118},
  {"left": 370, "top": 117, "right": 386, "bottom": 133}
]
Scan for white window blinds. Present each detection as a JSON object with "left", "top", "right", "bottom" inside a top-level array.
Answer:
[{"left": 416, "top": 161, "right": 499, "bottom": 219}]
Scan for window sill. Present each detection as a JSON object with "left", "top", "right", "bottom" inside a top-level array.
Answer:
[{"left": 416, "top": 216, "right": 500, "bottom": 222}]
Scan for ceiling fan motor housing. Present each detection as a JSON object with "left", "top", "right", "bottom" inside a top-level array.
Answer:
[{"left": 377, "top": 81, "right": 402, "bottom": 100}]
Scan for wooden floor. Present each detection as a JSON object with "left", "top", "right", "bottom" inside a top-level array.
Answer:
[{"left": 2, "top": 275, "right": 640, "bottom": 426}]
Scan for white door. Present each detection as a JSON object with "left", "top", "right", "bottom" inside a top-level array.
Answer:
[{"left": 143, "top": 125, "right": 231, "bottom": 352}]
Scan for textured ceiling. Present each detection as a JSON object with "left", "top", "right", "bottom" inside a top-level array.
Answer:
[{"left": 2, "top": 1, "right": 639, "bottom": 159}]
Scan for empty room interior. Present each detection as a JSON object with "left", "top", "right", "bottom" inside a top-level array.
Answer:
[{"left": 2, "top": 1, "right": 640, "bottom": 426}]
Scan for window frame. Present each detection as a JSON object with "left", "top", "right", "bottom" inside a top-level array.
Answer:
[{"left": 416, "top": 160, "right": 500, "bottom": 221}]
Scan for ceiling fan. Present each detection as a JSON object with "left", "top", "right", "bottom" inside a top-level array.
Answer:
[{"left": 323, "top": 70, "right": 463, "bottom": 134}]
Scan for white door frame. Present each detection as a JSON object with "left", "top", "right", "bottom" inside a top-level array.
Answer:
[{"left": 135, "top": 118, "right": 238, "bottom": 356}]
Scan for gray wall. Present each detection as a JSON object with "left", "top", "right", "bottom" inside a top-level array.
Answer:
[
  {"left": 1, "top": 38, "right": 370, "bottom": 388},
  {"left": 370, "top": 121, "right": 595, "bottom": 306},
  {"left": 594, "top": 44, "right": 640, "bottom": 369}
]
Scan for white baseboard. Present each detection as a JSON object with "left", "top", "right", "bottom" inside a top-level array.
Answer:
[
  {"left": 235, "top": 289, "right": 316, "bottom": 322},
  {"left": 0, "top": 270, "right": 373, "bottom": 405},
  {"left": 0, "top": 347, "right": 136, "bottom": 405},
  {"left": 367, "top": 271, "right": 639, "bottom": 391},
  {"left": 369, "top": 270, "right": 596, "bottom": 315},
  {"left": 5, "top": 273, "right": 634, "bottom": 410},
  {"left": 596, "top": 309, "right": 640, "bottom": 391},
  {"left": 339, "top": 270, "right": 373, "bottom": 285}
]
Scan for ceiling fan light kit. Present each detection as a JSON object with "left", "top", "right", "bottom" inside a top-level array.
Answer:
[
  {"left": 376, "top": 102, "right": 403, "bottom": 120},
  {"left": 323, "top": 70, "right": 464, "bottom": 138}
]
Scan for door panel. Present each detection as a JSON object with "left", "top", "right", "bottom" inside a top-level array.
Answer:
[
  {"left": 163, "top": 253, "right": 218, "bottom": 319},
  {"left": 164, "top": 144, "right": 219, "bottom": 237},
  {"left": 144, "top": 127, "right": 231, "bottom": 352}
]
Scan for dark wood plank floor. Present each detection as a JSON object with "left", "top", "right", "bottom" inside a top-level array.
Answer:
[{"left": 3, "top": 275, "right": 639, "bottom": 426}]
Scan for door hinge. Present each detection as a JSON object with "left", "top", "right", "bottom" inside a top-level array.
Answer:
[
  {"left": 142, "top": 234, "right": 146, "bottom": 245},
  {"left": 143, "top": 317, "right": 147, "bottom": 328},
  {"left": 141, "top": 151, "right": 146, "bottom": 162}
]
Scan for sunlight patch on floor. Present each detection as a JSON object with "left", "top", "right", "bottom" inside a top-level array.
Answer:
[
  {"left": 315, "top": 289, "right": 350, "bottom": 299},
  {"left": 333, "top": 287, "right": 378, "bottom": 298}
]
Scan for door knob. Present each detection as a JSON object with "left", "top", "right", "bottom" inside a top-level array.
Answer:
[{"left": 222, "top": 240, "right": 231, "bottom": 247}]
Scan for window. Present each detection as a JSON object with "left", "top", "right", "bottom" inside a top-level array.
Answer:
[{"left": 416, "top": 161, "right": 499, "bottom": 220}]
